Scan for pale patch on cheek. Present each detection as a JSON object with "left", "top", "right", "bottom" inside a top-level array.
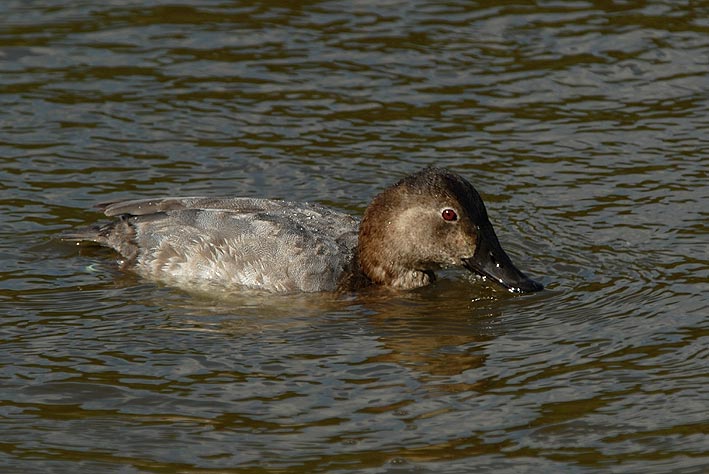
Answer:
[
  {"left": 457, "top": 229, "right": 478, "bottom": 258},
  {"left": 390, "top": 205, "right": 432, "bottom": 235},
  {"left": 439, "top": 226, "right": 478, "bottom": 266}
]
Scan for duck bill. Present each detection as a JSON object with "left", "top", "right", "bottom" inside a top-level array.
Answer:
[{"left": 463, "top": 224, "right": 543, "bottom": 293}]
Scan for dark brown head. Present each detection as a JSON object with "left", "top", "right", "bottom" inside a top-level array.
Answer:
[{"left": 357, "top": 167, "right": 543, "bottom": 293}]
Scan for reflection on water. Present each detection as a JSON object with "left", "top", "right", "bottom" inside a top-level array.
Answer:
[{"left": 1, "top": 1, "right": 708, "bottom": 473}]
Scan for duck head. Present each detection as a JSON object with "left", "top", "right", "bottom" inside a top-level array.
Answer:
[{"left": 358, "top": 167, "right": 543, "bottom": 293}]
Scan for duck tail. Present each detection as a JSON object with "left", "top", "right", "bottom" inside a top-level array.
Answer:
[{"left": 60, "top": 222, "right": 116, "bottom": 246}]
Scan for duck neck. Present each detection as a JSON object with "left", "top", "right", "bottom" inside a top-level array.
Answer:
[{"left": 356, "top": 200, "right": 434, "bottom": 290}]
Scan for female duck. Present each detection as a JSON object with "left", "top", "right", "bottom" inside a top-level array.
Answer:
[{"left": 65, "top": 168, "right": 543, "bottom": 293}]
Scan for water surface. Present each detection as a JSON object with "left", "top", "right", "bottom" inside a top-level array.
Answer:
[{"left": 1, "top": 1, "right": 708, "bottom": 473}]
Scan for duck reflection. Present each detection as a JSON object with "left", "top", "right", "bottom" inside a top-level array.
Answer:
[
  {"left": 355, "top": 278, "right": 513, "bottom": 393},
  {"left": 155, "top": 275, "right": 525, "bottom": 396}
]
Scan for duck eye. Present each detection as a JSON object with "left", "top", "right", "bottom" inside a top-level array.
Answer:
[{"left": 441, "top": 208, "right": 458, "bottom": 222}]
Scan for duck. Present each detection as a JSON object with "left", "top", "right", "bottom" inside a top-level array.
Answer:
[{"left": 64, "top": 167, "right": 544, "bottom": 294}]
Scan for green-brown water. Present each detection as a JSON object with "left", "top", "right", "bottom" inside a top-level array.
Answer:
[{"left": 1, "top": 1, "right": 707, "bottom": 473}]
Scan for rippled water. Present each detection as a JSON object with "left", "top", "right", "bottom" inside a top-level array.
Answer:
[{"left": 1, "top": 1, "right": 708, "bottom": 473}]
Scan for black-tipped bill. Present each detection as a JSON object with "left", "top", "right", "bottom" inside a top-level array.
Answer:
[{"left": 462, "top": 223, "right": 543, "bottom": 293}]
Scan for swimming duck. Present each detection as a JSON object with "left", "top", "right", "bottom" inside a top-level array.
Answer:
[{"left": 64, "top": 167, "right": 543, "bottom": 294}]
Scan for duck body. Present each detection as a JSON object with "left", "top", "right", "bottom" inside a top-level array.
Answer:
[
  {"left": 70, "top": 197, "right": 360, "bottom": 292},
  {"left": 65, "top": 168, "right": 543, "bottom": 294}
]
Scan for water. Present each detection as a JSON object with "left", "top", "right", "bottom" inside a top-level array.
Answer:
[{"left": 1, "top": 1, "right": 708, "bottom": 473}]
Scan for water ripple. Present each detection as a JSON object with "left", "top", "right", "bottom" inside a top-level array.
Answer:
[{"left": 1, "top": 1, "right": 708, "bottom": 473}]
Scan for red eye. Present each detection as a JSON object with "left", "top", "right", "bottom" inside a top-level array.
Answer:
[{"left": 441, "top": 209, "right": 458, "bottom": 222}]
